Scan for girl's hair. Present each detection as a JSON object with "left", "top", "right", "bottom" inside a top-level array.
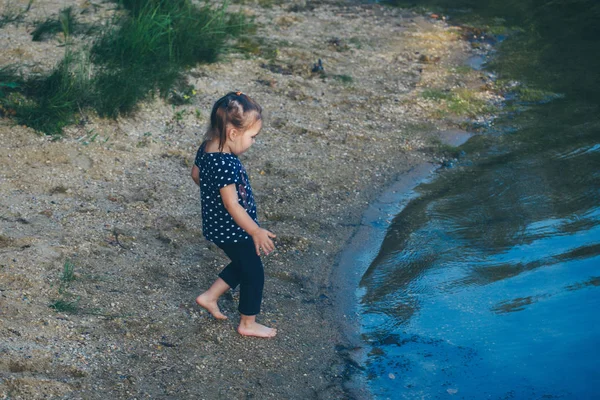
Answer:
[{"left": 205, "top": 91, "right": 262, "bottom": 152}]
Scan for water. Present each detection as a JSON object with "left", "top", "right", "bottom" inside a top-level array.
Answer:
[{"left": 357, "top": 1, "right": 600, "bottom": 398}]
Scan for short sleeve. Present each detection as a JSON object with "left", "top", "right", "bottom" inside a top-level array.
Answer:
[
  {"left": 194, "top": 143, "right": 206, "bottom": 168},
  {"left": 213, "top": 157, "right": 241, "bottom": 189}
]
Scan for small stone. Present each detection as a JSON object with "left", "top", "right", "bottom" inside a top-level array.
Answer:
[{"left": 388, "top": 373, "right": 395, "bottom": 380}]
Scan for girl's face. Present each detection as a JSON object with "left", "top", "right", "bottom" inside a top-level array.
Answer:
[{"left": 230, "top": 120, "right": 262, "bottom": 155}]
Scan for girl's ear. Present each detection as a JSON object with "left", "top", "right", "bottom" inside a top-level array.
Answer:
[{"left": 227, "top": 127, "right": 239, "bottom": 141}]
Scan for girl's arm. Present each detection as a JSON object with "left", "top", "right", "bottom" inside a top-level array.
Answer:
[
  {"left": 191, "top": 165, "right": 200, "bottom": 186},
  {"left": 220, "top": 184, "right": 276, "bottom": 256}
]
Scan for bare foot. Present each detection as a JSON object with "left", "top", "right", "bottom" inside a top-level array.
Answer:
[
  {"left": 238, "top": 322, "right": 277, "bottom": 338},
  {"left": 195, "top": 293, "right": 227, "bottom": 320}
]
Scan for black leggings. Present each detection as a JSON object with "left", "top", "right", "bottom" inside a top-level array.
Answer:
[{"left": 217, "top": 240, "right": 264, "bottom": 316}]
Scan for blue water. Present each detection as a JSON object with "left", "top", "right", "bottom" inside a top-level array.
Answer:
[
  {"left": 359, "top": 104, "right": 600, "bottom": 399},
  {"left": 358, "top": 2, "right": 600, "bottom": 398}
]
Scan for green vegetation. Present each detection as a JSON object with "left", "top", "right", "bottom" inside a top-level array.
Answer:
[
  {"left": 78, "top": 129, "right": 103, "bottom": 145},
  {"left": 31, "top": 7, "right": 92, "bottom": 42},
  {"left": 0, "top": 65, "right": 21, "bottom": 101},
  {"left": 4, "top": 49, "right": 95, "bottom": 134},
  {"left": 422, "top": 88, "right": 453, "bottom": 101},
  {"left": 0, "top": 0, "right": 32, "bottom": 28},
  {"left": 422, "top": 88, "right": 496, "bottom": 117},
  {"left": 453, "top": 65, "right": 474, "bottom": 75},
  {"left": 447, "top": 89, "right": 494, "bottom": 115},
  {"left": 494, "top": 79, "right": 559, "bottom": 103},
  {"left": 514, "top": 88, "right": 554, "bottom": 102},
  {"left": 511, "top": 86, "right": 557, "bottom": 103},
  {"left": 91, "top": 0, "right": 248, "bottom": 117},
  {"left": 0, "top": 0, "right": 251, "bottom": 135},
  {"left": 168, "top": 79, "right": 197, "bottom": 105},
  {"left": 31, "top": 15, "right": 66, "bottom": 42},
  {"left": 48, "top": 259, "right": 130, "bottom": 317},
  {"left": 61, "top": 260, "right": 76, "bottom": 283},
  {"left": 173, "top": 108, "right": 186, "bottom": 121},
  {"left": 49, "top": 260, "right": 79, "bottom": 314},
  {"left": 49, "top": 299, "right": 80, "bottom": 313},
  {"left": 233, "top": 35, "right": 279, "bottom": 60}
]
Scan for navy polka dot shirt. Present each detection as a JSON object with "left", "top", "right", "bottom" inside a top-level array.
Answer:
[{"left": 194, "top": 142, "right": 258, "bottom": 244}]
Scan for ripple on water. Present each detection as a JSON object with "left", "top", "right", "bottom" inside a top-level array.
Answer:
[{"left": 555, "top": 143, "right": 600, "bottom": 160}]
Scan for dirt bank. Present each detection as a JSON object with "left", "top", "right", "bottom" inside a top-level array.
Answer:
[{"left": 0, "top": 1, "right": 498, "bottom": 398}]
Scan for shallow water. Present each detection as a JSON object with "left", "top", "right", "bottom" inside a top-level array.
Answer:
[{"left": 358, "top": 2, "right": 600, "bottom": 398}]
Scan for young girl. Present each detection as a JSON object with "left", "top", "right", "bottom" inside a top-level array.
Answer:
[{"left": 191, "top": 91, "right": 277, "bottom": 338}]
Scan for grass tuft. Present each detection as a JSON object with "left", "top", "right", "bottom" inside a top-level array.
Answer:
[
  {"left": 422, "top": 87, "right": 496, "bottom": 117},
  {"left": 233, "top": 35, "right": 278, "bottom": 60},
  {"left": 31, "top": 7, "right": 88, "bottom": 42},
  {"left": 91, "top": 0, "right": 250, "bottom": 117},
  {"left": 5, "top": 49, "right": 95, "bottom": 135},
  {"left": 3, "top": 0, "right": 251, "bottom": 135},
  {"left": 495, "top": 80, "right": 558, "bottom": 103},
  {"left": 0, "top": 65, "right": 23, "bottom": 103},
  {"left": 61, "top": 260, "right": 76, "bottom": 283},
  {"left": 49, "top": 299, "right": 79, "bottom": 314},
  {"left": 0, "top": 0, "right": 32, "bottom": 28},
  {"left": 31, "top": 19, "right": 63, "bottom": 42},
  {"left": 50, "top": 260, "right": 79, "bottom": 313},
  {"left": 422, "top": 88, "right": 453, "bottom": 101}
]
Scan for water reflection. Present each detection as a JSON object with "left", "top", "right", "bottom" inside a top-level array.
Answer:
[{"left": 358, "top": 96, "right": 600, "bottom": 398}]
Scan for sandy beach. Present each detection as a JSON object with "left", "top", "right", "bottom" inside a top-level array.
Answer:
[{"left": 0, "top": 1, "right": 499, "bottom": 398}]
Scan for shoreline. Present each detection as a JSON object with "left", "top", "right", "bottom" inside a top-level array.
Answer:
[
  {"left": 331, "top": 129, "right": 472, "bottom": 397},
  {"left": 0, "top": 2, "right": 499, "bottom": 398}
]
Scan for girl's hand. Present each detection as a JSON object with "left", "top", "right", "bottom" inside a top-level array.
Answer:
[{"left": 251, "top": 228, "right": 276, "bottom": 256}]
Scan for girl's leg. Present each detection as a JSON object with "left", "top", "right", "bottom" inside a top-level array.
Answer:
[
  {"left": 196, "top": 244, "right": 241, "bottom": 320},
  {"left": 235, "top": 241, "right": 276, "bottom": 338},
  {"left": 218, "top": 259, "right": 241, "bottom": 290},
  {"left": 216, "top": 240, "right": 277, "bottom": 337},
  {"left": 196, "top": 277, "right": 230, "bottom": 320}
]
